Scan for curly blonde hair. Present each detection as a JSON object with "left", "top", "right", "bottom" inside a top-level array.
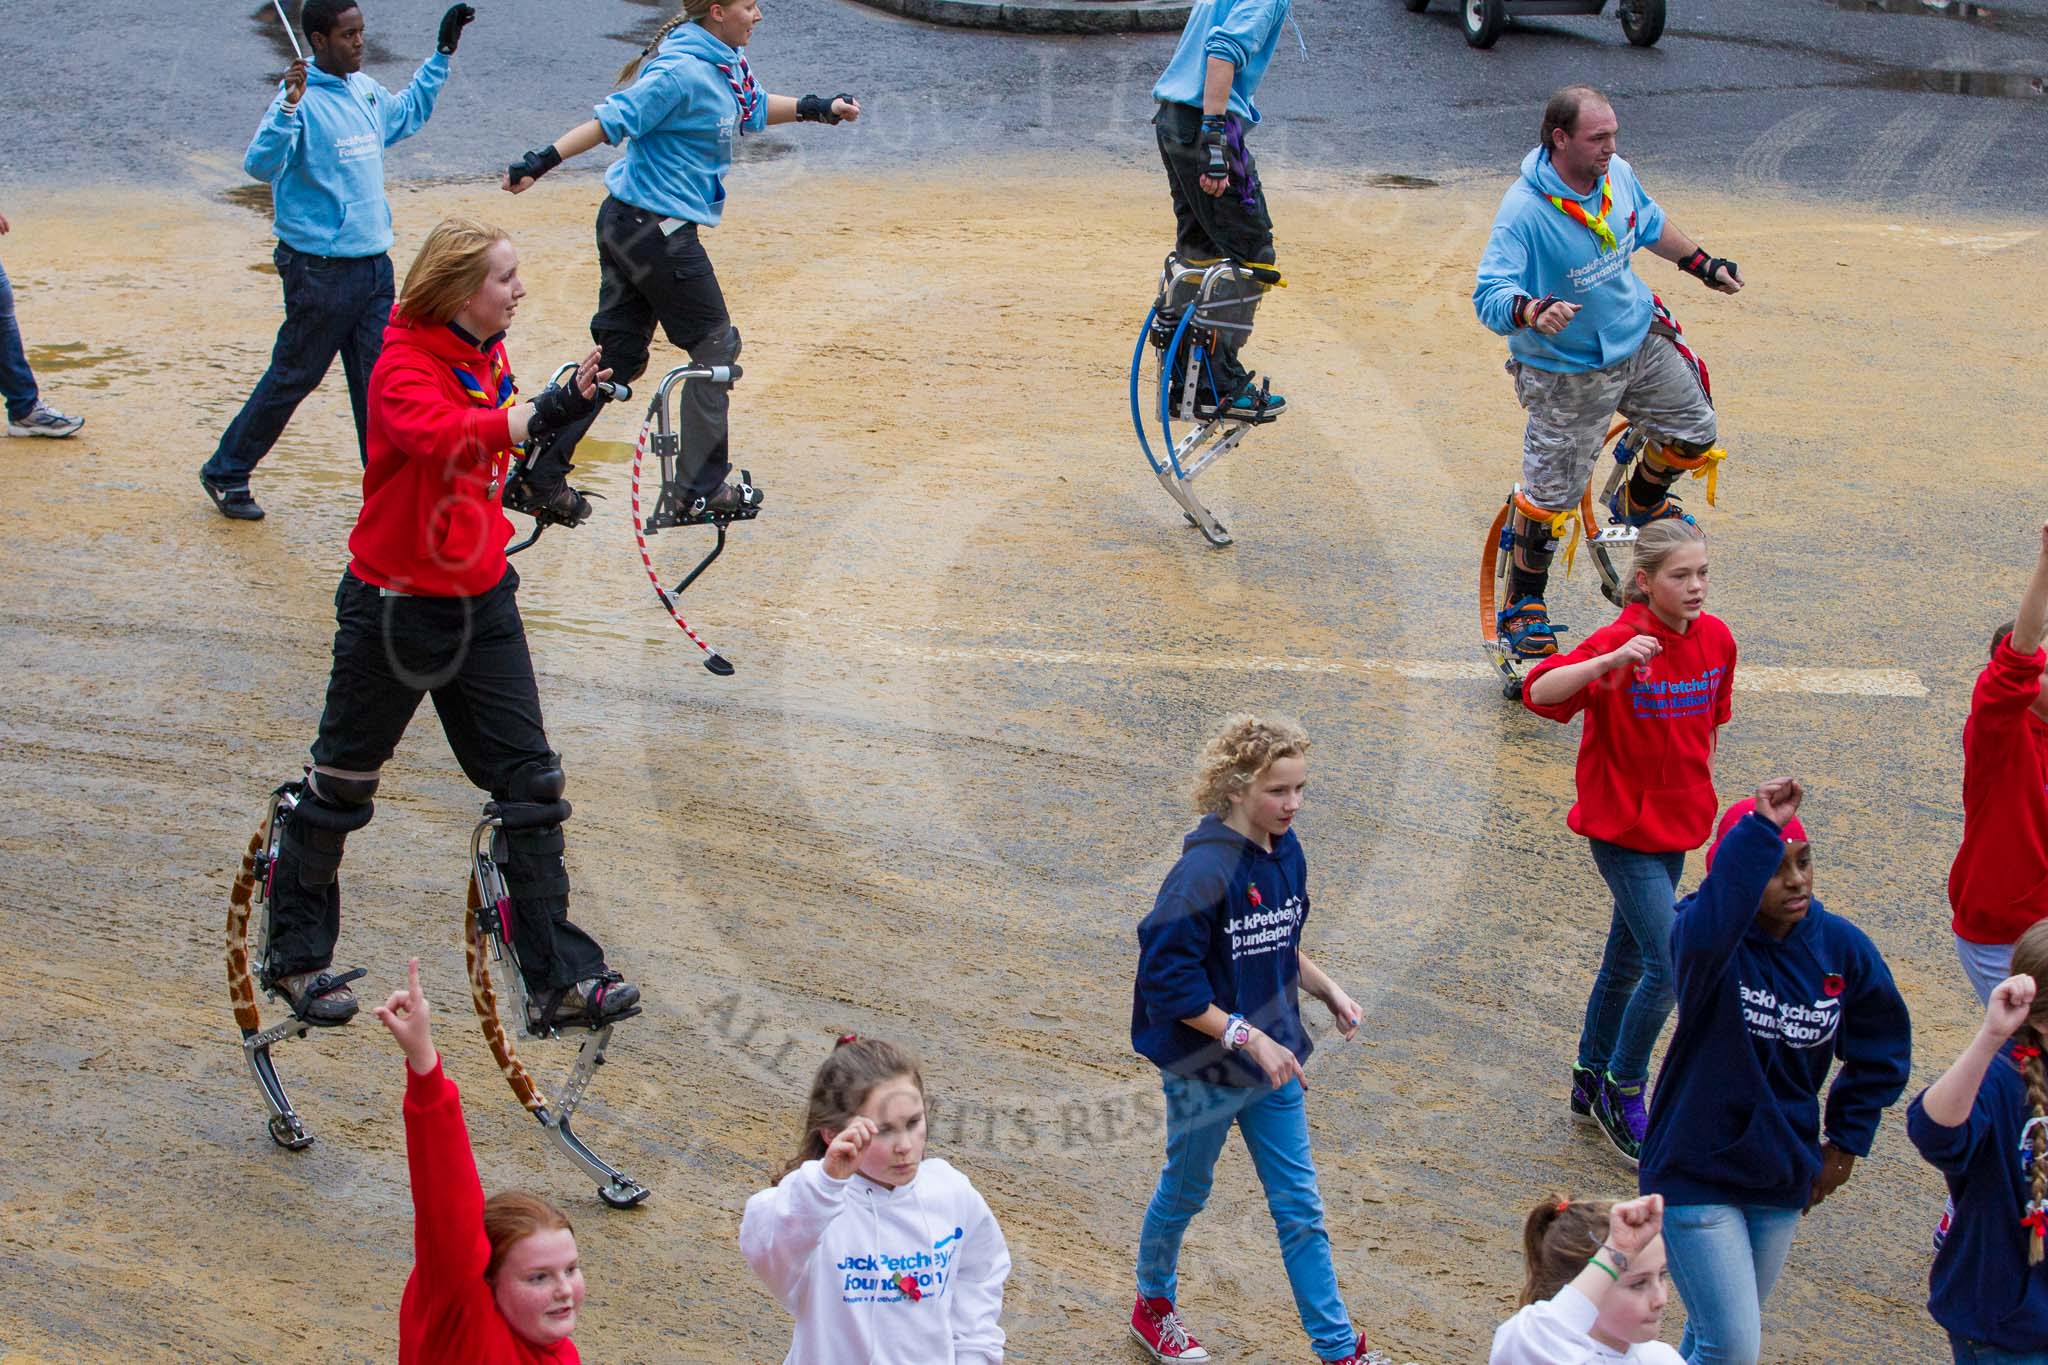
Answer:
[{"left": 1192, "top": 713, "right": 1310, "bottom": 817}]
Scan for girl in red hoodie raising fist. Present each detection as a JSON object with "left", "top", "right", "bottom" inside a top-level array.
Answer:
[
  {"left": 378, "top": 958, "right": 586, "bottom": 1363},
  {"left": 251, "top": 217, "right": 639, "bottom": 1034},
  {"left": 1523, "top": 519, "right": 1737, "bottom": 1166}
]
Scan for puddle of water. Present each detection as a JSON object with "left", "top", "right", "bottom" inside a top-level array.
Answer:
[
  {"left": 1830, "top": 0, "right": 2048, "bottom": 36},
  {"left": 1366, "top": 173, "right": 1441, "bottom": 190},
  {"left": 569, "top": 437, "right": 638, "bottom": 467},
  {"left": 1851, "top": 67, "right": 2048, "bottom": 97},
  {"left": 24, "top": 341, "right": 139, "bottom": 374},
  {"left": 221, "top": 183, "right": 274, "bottom": 217}
]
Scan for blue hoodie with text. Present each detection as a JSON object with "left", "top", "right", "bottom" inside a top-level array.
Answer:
[
  {"left": 1906, "top": 1046, "right": 2048, "bottom": 1353},
  {"left": 243, "top": 52, "right": 447, "bottom": 258},
  {"left": 1132, "top": 814, "right": 1312, "bottom": 1088},
  {"left": 1473, "top": 148, "right": 1667, "bottom": 374},
  {"left": 1639, "top": 813, "right": 1913, "bottom": 1209},
  {"left": 594, "top": 23, "right": 771, "bottom": 227},
  {"left": 1151, "top": 0, "right": 1292, "bottom": 125}
]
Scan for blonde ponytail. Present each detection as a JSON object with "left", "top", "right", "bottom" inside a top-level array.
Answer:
[{"left": 617, "top": 1, "right": 717, "bottom": 84}]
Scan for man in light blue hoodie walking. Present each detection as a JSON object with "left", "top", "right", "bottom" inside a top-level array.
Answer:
[
  {"left": 1474, "top": 86, "right": 1745, "bottom": 660},
  {"left": 200, "top": 0, "right": 472, "bottom": 521},
  {"left": 1152, "top": 0, "right": 1295, "bottom": 421}
]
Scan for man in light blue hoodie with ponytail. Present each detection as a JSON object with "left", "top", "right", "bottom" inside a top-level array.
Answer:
[
  {"left": 200, "top": 0, "right": 472, "bottom": 521},
  {"left": 1474, "top": 86, "right": 1746, "bottom": 662}
]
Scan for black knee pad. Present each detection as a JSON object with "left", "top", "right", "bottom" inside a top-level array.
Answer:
[
  {"left": 280, "top": 777, "right": 376, "bottom": 888},
  {"left": 595, "top": 330, "right": 651, "bottom": 386},
  {"left": 691, "top": 323, "right": 740, "bottom": 366},
  {"left": 507, "top": 757, "right": 566, "bottom": 806}
]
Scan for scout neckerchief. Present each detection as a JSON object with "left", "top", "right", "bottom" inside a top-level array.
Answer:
[
  {"left": 1547, "top": 175, "right": 1618, "bottom": 253},
  {"left": 714, "top": 52, "right": 760, "bottom": 135},
  {"left": 449, "top": 335, "right": 517, "bottom": 499}
]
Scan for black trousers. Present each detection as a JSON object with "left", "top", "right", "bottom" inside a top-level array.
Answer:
[
  {"left": 584, "top": 194, "right": 737, "bottom": 500},
  {"left": 266, "top": 569, "right": 607, "bottom": 992},
  {"left": 1155, "top": 103, "right": 1276, "bottom": 387}
]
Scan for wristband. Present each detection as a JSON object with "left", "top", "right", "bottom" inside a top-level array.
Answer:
[
  {"left": 1597, "top": 1242, "right": 1631, "bottom": 1272},
  {"left": 796, "top": 93, "right": 849, "bottom": 125},
  {"left": 1678, "top": 248, "right": 1736, "bottom": 286},
  {"left": 1586, "top": 1256, "right": 1620, "bottom": 1282},
  {"left": 1516, "top": 294, "right": 1558, "bottom": 329},
  {"left": 1222, "top": 1013, "right": 1251, "bottom": 1051}
]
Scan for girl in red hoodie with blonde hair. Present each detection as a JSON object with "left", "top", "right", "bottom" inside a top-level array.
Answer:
[
  {"left": 378, "top": 957, "right": 585, "bottom": 1363},
  {"left": 1524, "top": 518, "right": 1737, "bottom": 1167},
  {"left": 247, "top": 218, "right": 639, "bottom": 1035}
]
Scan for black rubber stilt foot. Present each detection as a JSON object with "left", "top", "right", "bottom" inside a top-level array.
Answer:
[{"left": 703, "top": 653, "right": 735, "bottom": 676}]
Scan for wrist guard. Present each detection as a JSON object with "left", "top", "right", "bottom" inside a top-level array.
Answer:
[
  {"left": 508, "top": 144, "right": 562, "bottom": 186},
  {"left": 796, "top": 93, "right": 850, "bottom": 125},
  {"left": 1678, "top": 248, "right": 1736, "bottom": 286},
  {"left": 526, "top": 382, "right": 593, "bottom": 440},
  {"left": 1199, "top": 115, "right": 1229, "bottom": 180},
  {"left": 437, "top": 3, "right": 475, "bottom": 54}
]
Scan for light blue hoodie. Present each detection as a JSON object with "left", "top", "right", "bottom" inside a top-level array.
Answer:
[
  {"left": 1151, "top": 0, "right": 1292, "bottom": 125},
  {"left": 243, "top": 52, "right": 447, "bottom": 259},
  {"left": 1473, "top": 147, "right": 1668, "bottom": 374},
  {"left": 594, "top": 23, "right": 771, "bottom": 227}
]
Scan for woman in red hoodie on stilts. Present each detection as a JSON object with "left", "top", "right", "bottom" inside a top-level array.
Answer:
[
  {"left": 250, "top": 217, "right": 640, "bottom": 1035},
  {"left": 1523, "top": 518, "right": 1737, "bottom": 1168},
  {"left": 377, "top": 957, "right": 586, "bottom": 1363}
]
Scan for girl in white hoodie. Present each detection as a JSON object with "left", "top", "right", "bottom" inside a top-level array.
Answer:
[
  {"left": 1491, "top": 1193, "right": 1682, "bottom": 1365},
  {"left": 740, "top": 1035, "right": 1012, "bottom": 1364}
]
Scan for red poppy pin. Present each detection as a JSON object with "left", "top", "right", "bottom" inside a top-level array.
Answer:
[
  {"left": 1821, "top": 974, "right": 1845, "bottom": 998},
  {"left": 1248, "top": 886, "right": 1262, "bottom": 907},
  {"left": 897, "top": 1273, "right": 923, "bottom": 1302}
]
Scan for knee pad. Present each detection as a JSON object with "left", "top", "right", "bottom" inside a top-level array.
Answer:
[
  {"left": 594, "top": 329, "right": 651, "bottom": 386},
  {"left": 1509, "top": 492, "right": 1571, "bottom": 575},
  {"left": 690, "top": 323, "right": 741, "bottom": 366},
  {"left": 507, "top": 757, "right": 567, "bottom": 806},
  {"left": 281, "top": 771, "right": 377, "bottom": 888}
]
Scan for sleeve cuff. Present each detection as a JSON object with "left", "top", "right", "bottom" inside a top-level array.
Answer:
[
  {"left": 403, "top": 1055, "right": 451, "bottom": 1105},
  {"left": 1203, "top": 34, "right": 1248, "bottom": 67}
]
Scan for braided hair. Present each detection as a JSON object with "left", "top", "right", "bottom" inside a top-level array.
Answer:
[
  {"left": 2012, "top": 920, "right": 2048, "bottom": 1264},
  {"left": 617, "top": 0, "right": 718, "bottom": 84}
]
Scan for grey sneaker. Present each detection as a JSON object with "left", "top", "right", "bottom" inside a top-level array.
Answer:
[
  {"left": 6, "top": 403, "right": 83, "bottom": 437},
  {"left": 200, "top": 473, "right": 266, "bottom": 521}
]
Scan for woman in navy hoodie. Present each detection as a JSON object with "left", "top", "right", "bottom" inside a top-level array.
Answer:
[
  {"left": 1638, "top": 779, "right": 1912, "bottom": 1365},
  {"left": 502, "top": 0, "right": 860, "bottom": 521},
  {"left": 1908, "top": 918, "right": 2048, "bottom": 1364},
  {"left": 1129, "top": 714, "right": 1390, "bottom": 1365}
]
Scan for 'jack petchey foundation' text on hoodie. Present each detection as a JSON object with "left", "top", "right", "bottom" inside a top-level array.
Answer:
[
  {"left": 1133, "top": 813, "right": 1313, "bottom": 1088},
  {"left": 1524, "top": 602, "right": 1736, "bottom": 855},
  {"left": 740, "top": 1157, "right": 1010, "bottom": 1365}
]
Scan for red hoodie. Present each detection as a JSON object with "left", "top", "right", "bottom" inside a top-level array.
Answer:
[
  {"left": 399, "top": 1062, "right": 579, "bottom": 1365},
  {"left": 1949, "top": 641, "right": 2048, "bottom": 944},
  {"left": 1523, "top": 602, "right": 1736, "bottom": 853},
  {"left": 349, "top": 310, "right": 518, "bottom": 598}
]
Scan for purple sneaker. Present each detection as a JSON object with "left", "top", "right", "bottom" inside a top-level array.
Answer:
[
  {"left": 1594, "top": 1074, "right": 1648, "bottom": 1166},
  {"left": 1570, "top": 1064, "right": 1601, "bottom": 1124}
]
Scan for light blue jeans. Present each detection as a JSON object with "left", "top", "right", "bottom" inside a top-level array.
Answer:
[
  {"left": 1956, "top": 935, "right": 2013, "bottom": 1007},
  {"left": 0, "top": 258, "right": 40, "bottom": 421},
  {"left": 1950, "top": 1336, "right": 2048, "bottom": 1364},
  {"left": 1662, "top": 1202, "right": 1802, "bottom": 1365},
  {"left": 1578, "top": 841, "right": 1686, "bottom": 1084},
  {"left": 1136, "top": 1073, "right": 1355, "bottom": 1361}
]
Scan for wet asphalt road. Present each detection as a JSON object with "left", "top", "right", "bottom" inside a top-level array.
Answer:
[{"left": 4, "top": 0, "right": 2047, "bottom": 212}]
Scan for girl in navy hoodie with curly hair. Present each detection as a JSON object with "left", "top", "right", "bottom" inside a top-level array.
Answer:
[
  {"left": 1638, "top": 778, "right": 1912, "bottom": 1365},
  {"left": 1129, "top": 714, "right": 1394, "bottom": 1365}
]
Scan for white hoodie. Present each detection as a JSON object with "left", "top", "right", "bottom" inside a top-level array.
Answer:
[
  {"left": 740, "top": 1156, "right": 1011, "bottom": 1365},
  {"left": 1490, "top": 1286, "right": 1684, "bottom": 1365}
]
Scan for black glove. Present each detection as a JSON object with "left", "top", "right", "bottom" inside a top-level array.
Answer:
[
  {"left": 437, "top": 4, "right": 476, "bottom": 54},
  {"left": 526, "top": 382, "right": 595, "bottom": 440},
  {"left": 796, "top": 93, "right": 852, "bottom": 125},
  {"left": 1199, "top": 115, "right": 1230, "bottom": 182},
  {"left": 507, "top": 144, "right": 561, "bottom": 187},
  {"left": 1678, "top": 247, "right": 1738, "bottom": 288}
]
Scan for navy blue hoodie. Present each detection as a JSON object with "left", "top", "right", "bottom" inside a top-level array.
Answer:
[
  {"left": 1132, "top": 814, "right": 1311, "bottom": 1089},
  {"left": 1639, "top": 814, "right": 1913, "bottom": 1208},
  {"left": 1906, "top": 1045, "right": 2048, "bottom": 1352}
]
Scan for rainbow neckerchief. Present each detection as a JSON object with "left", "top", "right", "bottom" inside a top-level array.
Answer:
[
  {"left": 451, "top": 356, "right": 515, "bottom": 410},
  {"left": 1547, "top": 177, "right": 1618, "bottom": 253},
  {"left": 715, "top": 54, "right": 760, "bottom": 134}
]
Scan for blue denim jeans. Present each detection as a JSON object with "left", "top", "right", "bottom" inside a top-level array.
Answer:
[
  {"left": 1577, "top": 840, "right": 1685, "bottom": 1084},
  {"left": 1955, "top": 935, "right": 2013, "bottom": 1007},
  {"left": 0, "top": 257, "right": 40, "bottom": 421},
  {"left": 202, "top": 244, "right": 393, "bottom": 488},
  {"left": 1662, "top": 1202, "right": 1801, "bottom": 1364},
  {"left": 1136, "top": 1073, "right": 1354, "bottom": 1360},
  {"left": 1950, "top": 1336, "right": 2048, "bottom": 1364}
]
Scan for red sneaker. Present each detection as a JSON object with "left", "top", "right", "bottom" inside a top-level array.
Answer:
[
  {"left": 1130, "top": 1294, "right": 1211, "bottom": 1362},
  {"left": 1324, "top": 1336, "right": 1401, "bottom": 1365}
]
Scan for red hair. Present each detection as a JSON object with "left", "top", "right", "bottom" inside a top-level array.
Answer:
[{"left": 482, "top": 1190, "right": 574, "bottom": 1281}]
